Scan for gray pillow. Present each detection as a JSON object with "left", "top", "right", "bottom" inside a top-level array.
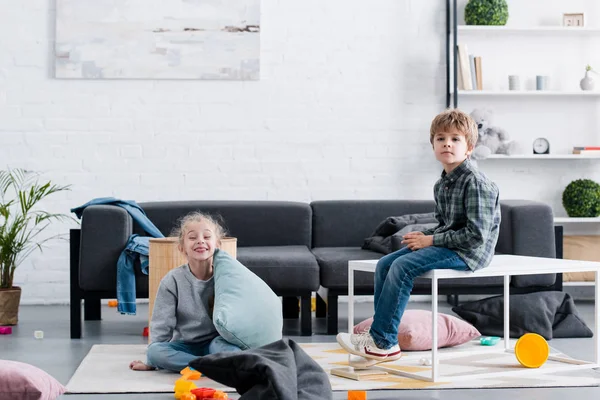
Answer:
[{"left": 452, "top": 292, "right": 592, "bottom": 340}]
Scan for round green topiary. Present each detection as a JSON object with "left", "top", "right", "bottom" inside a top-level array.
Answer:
[
  {"left": 562, "top": 179, "right": 600, "bottom": 218},
  {"left": 465, "top": 0, "right": 509, "bottom": 26}
]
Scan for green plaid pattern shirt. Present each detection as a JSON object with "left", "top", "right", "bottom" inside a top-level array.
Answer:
[{"left": 421, "top": 159, "right": 501, "bottom": 271}]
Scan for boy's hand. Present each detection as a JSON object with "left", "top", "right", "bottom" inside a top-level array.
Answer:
[{"left": 402, "top": 232, "right": 433, "bottom": 251}]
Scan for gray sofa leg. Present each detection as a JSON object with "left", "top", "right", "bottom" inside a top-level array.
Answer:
[
  {"left": 84, "top": 298, "right": 102, "bottom": 321},
  {"left": 300, "top": 295, "right": 312, "bottom": 336},
  {"left": 282, "top": 296, "right": 299, "bottom": 319},
  {"left": 316, "top": 293, "right": 327, "bottom": 318},
  {"left": 446, "top": 295, "right": 459, "bottom": 307},
  {"left": 326, "top": 294, "right": 338, "bottom": 335}
]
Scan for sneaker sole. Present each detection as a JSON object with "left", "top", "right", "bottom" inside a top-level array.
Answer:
[{"left": 336, "top": 335, "right": 402, "bottom": 362}]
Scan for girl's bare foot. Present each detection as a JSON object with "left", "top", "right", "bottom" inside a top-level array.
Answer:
[{"left": 129, "top": 360, "right": 155, "bottom": 371}]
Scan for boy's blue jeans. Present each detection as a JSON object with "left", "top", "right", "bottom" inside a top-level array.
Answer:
[
  {"left": 370, "top": 246, "right": 469, "bottom": 350},
  {"left": 146, "top": 336, "right": 242, "bottom": 372}
]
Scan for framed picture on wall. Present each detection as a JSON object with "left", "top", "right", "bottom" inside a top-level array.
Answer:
[{"left": 563, "top": 13, "right": 585, "bottom": 27}]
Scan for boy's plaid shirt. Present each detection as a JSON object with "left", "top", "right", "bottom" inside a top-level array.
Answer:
[{"left": 421, "top": 159, "right": 500, "bottom": 271}]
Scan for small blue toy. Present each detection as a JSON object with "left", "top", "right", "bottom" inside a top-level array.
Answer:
[{"left": 480, "top": 336, "right": 501, "bottom": 346}]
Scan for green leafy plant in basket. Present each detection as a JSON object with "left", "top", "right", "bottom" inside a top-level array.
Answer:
[
  {"left": 465, "top": 0, "right": 509, "bottom": 26},
  {"left": 562, "top": 179, "right": 600, "bottom": 218},
  {"left": 0, "top": 169, "right": 72, "bottom": 324}
]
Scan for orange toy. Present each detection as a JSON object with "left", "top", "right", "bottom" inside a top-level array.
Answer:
[
  {"left": 180, "top": 393, "right": 197, "bottom": 400},
  {"left": 108, "top": 300, "right": 118, "bottom": 307},
  {"left": 180, "top": 366, "right": 202, "bottom": 380},
  {"left": 174, "top": 379, "right": 197, "bottom": 399},
  {"left": 348, "top": 390, "right": 367, "bottom": 400},
  {"left": 514, "top": 333, "right": 549, "bottom": 368}
]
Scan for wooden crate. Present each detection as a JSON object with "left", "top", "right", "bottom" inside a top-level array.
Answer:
[{"left": 148, "top": 237, "right": 237, "bottom": 335}]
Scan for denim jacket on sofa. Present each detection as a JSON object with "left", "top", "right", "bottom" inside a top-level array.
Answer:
[{"left": 71, "top": 197, "right": 164, "bottom": 315}]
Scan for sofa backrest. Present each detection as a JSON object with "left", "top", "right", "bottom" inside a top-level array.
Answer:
[
  {"left": 137, "top": 201, "right": 312, "bottom": 247},
  {"left": 311, "top": 200, "right": 437, "bottom": 247}
]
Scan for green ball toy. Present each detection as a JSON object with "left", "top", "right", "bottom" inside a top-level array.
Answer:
[
  {"left": 465, "top": 0, "right": 509, "bottom": 26},
  {"left": 562, "top": 179, "right": 600, "bottom": 218}
]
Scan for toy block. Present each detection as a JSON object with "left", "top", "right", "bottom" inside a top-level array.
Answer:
[
  {"left": 213, "top": 391, "right": 228, "bottom": 399},
  {"left": 0, "top": 327, "right": 12, "bottom": 335},
  {"left": 108, "top": 300, "right": 118, "bottom": 307},
  {"left": 174, "top": 379, "right": 197, "bottom": 394},
  {"left": 180, "top": 393, "right": 197, "bottom": 400},
  {"left": 34, "top": 330, "right": 44, "bottom": 339},
  {"left": 191, "top": 388, "right": 215, "bottom": 398},
  {"left": 348, "top": 390, "right": 367, "bottom": 400},
  {"left": 142, "top": 327, "right": 149, "bottom": 337}
]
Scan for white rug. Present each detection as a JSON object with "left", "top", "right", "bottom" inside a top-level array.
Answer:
[{"left": 66, "top": 341, "right": 600, "bottom": 393}]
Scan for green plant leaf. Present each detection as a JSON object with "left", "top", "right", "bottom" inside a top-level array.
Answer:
[{"left": 0, "top": 168, "right": 72, "bottom": 289}]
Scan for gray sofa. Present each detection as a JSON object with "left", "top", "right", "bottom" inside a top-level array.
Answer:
[{"left": 70, "top": 199, "right": 559, "bottom": 339}]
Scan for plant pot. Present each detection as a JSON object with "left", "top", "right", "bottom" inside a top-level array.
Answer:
[{"left": 0, "top": 286, "right": 22, "bottom": 325}]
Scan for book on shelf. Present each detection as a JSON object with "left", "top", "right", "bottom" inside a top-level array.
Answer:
[
  {"left": 573, "top": 146, "right": 600, "bottom": 154},
  {"left": 457, "top": 44, "right": 472, "bottom": 90},
  {"left": 474, "top": 56, "right": 483, "bottom": 90},
  {"left": 456, "top": 44, "right": 483, "bottom": 90}
]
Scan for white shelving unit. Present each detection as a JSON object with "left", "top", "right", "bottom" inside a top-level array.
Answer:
[
  {"left": 458, "top": 25, "right": 600, "bottom": 35},
  {"left": 554, "top": 217, "right": 600, "bottom": 223},
  {"left": 455, "top": 90, "right": 600, "bottom": 96},
  {"left": 480, "top": 154, "right": 600, "bottom": 159}
]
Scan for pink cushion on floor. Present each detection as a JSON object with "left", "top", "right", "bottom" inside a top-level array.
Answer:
[
  {"left": 353, "top": 309, "right": 481, "bottom": 351},
  {"left": 0, "top": 360, "right": 66, "bottom": 400}
]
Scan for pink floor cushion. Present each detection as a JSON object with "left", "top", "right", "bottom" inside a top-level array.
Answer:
[
  {"left": 354, "top": 309, "right": 481, "bottom": 351},
  {"left": 0, "top": 360, "right": 66, "bottom": 400}
]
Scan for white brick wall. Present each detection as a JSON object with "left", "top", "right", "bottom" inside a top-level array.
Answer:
[{"left": 1, "top": 0, "right": 599, "bottom": 304}]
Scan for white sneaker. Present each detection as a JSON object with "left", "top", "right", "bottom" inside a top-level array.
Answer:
[{"left": 336, "top": 331, "right": 402, "bottom": 361}]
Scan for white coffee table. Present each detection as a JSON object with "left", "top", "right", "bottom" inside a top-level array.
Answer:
[{"left": 347, "top": 254, "right": 600, "bottom": 382}]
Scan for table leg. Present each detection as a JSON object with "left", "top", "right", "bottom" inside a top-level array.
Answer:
[
  {"left": 504, "top": 275, "right": 510, "bottom": 351},
  {"left": 432, "top": 276, "right": 438, "bottom": 382},
  {"left": 348, "top": 264, "right": 354, "bottom": 334},
  {"left": 594, "top": 270, "right": 600, "bottom": 364}
]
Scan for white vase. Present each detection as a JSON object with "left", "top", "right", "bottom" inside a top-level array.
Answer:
[{"left": 580, "top": 70, "right": 595, "bottom": 91}]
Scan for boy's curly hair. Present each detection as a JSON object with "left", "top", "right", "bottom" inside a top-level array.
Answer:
[{"left": 429, "top": 109, "right": 478, "bottom": 148}]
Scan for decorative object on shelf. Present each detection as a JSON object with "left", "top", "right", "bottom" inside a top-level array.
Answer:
[
  {"left": 563, "top": 13, "right": 585, "bottom": 27},
  {"left": 580, "top": 65, "right": 597, "bottom": 91},
  {"left": 536, "top": 75, "right": 550, "bottom": 91},
  {"left": 470, "top": 108, "right": 520, "bottom": 160},
  {"left": 464, "top": 0, "right": 509, "bottom": 26},
  {"left": 508, "top": 75, "right": 520, "bottom": 90},
  {"left": 562, "top": 179, "right": 600, "bottom": 218},
  {"left": 532, "top": 138, "right": 550, "bottom": 154},
  {"left": 0, "top": 169, "right": 72, "bottom": 325}
]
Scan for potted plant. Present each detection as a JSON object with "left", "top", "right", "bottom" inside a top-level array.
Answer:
[
  {"left": 465, "top": 0, "right": 509, "bottom": 26},
  {"left": 562, "top": 179, "right": 600, "bottom": 218},
  {"left": 0, "top": 169, "right": 71, "bottom": 325}
]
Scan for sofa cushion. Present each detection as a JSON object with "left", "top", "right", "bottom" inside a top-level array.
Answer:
[
  {"left": 213, "top": 249, "right": 282, "bottom": 350},
  {"left": 314, "top": 247, "right": 505, "bottom": 291},
  {"left": 237, "top": 246, "right": 319, "bottom": 293},
  {"left": 312, "top": 247, "right": 382, "bottom": 290}
]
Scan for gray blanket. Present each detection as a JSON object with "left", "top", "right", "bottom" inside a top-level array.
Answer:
[
  {"left": 452, "top": 291, "right": 593, "bottom": 340},
  {"left": 362, "top": 212, "right": 437, "bottom": 254},
  {"left": 189, "top": 338, "right": 332, "bottom": 400}
]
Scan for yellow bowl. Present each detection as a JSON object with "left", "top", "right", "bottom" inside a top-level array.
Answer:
[{"left": 514, "top": 333, "right": 549, "bottom": 368}]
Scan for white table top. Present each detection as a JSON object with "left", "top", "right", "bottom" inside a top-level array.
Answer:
[{"left": 349, "top": 254, "right": 600, "bottom": 279}]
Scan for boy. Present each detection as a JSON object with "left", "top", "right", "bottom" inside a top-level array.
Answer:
[{"left": 337, "top": 108, "right": 500, "bottom": 362}]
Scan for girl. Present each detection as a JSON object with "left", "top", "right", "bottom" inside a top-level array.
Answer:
[{"left": 129, "top": 212, "right": 242, "bottom": 372}]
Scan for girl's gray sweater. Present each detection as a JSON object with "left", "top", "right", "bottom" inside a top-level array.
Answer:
[{"left": 150, "top": 264, "right": 218, "bottom": 344}]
